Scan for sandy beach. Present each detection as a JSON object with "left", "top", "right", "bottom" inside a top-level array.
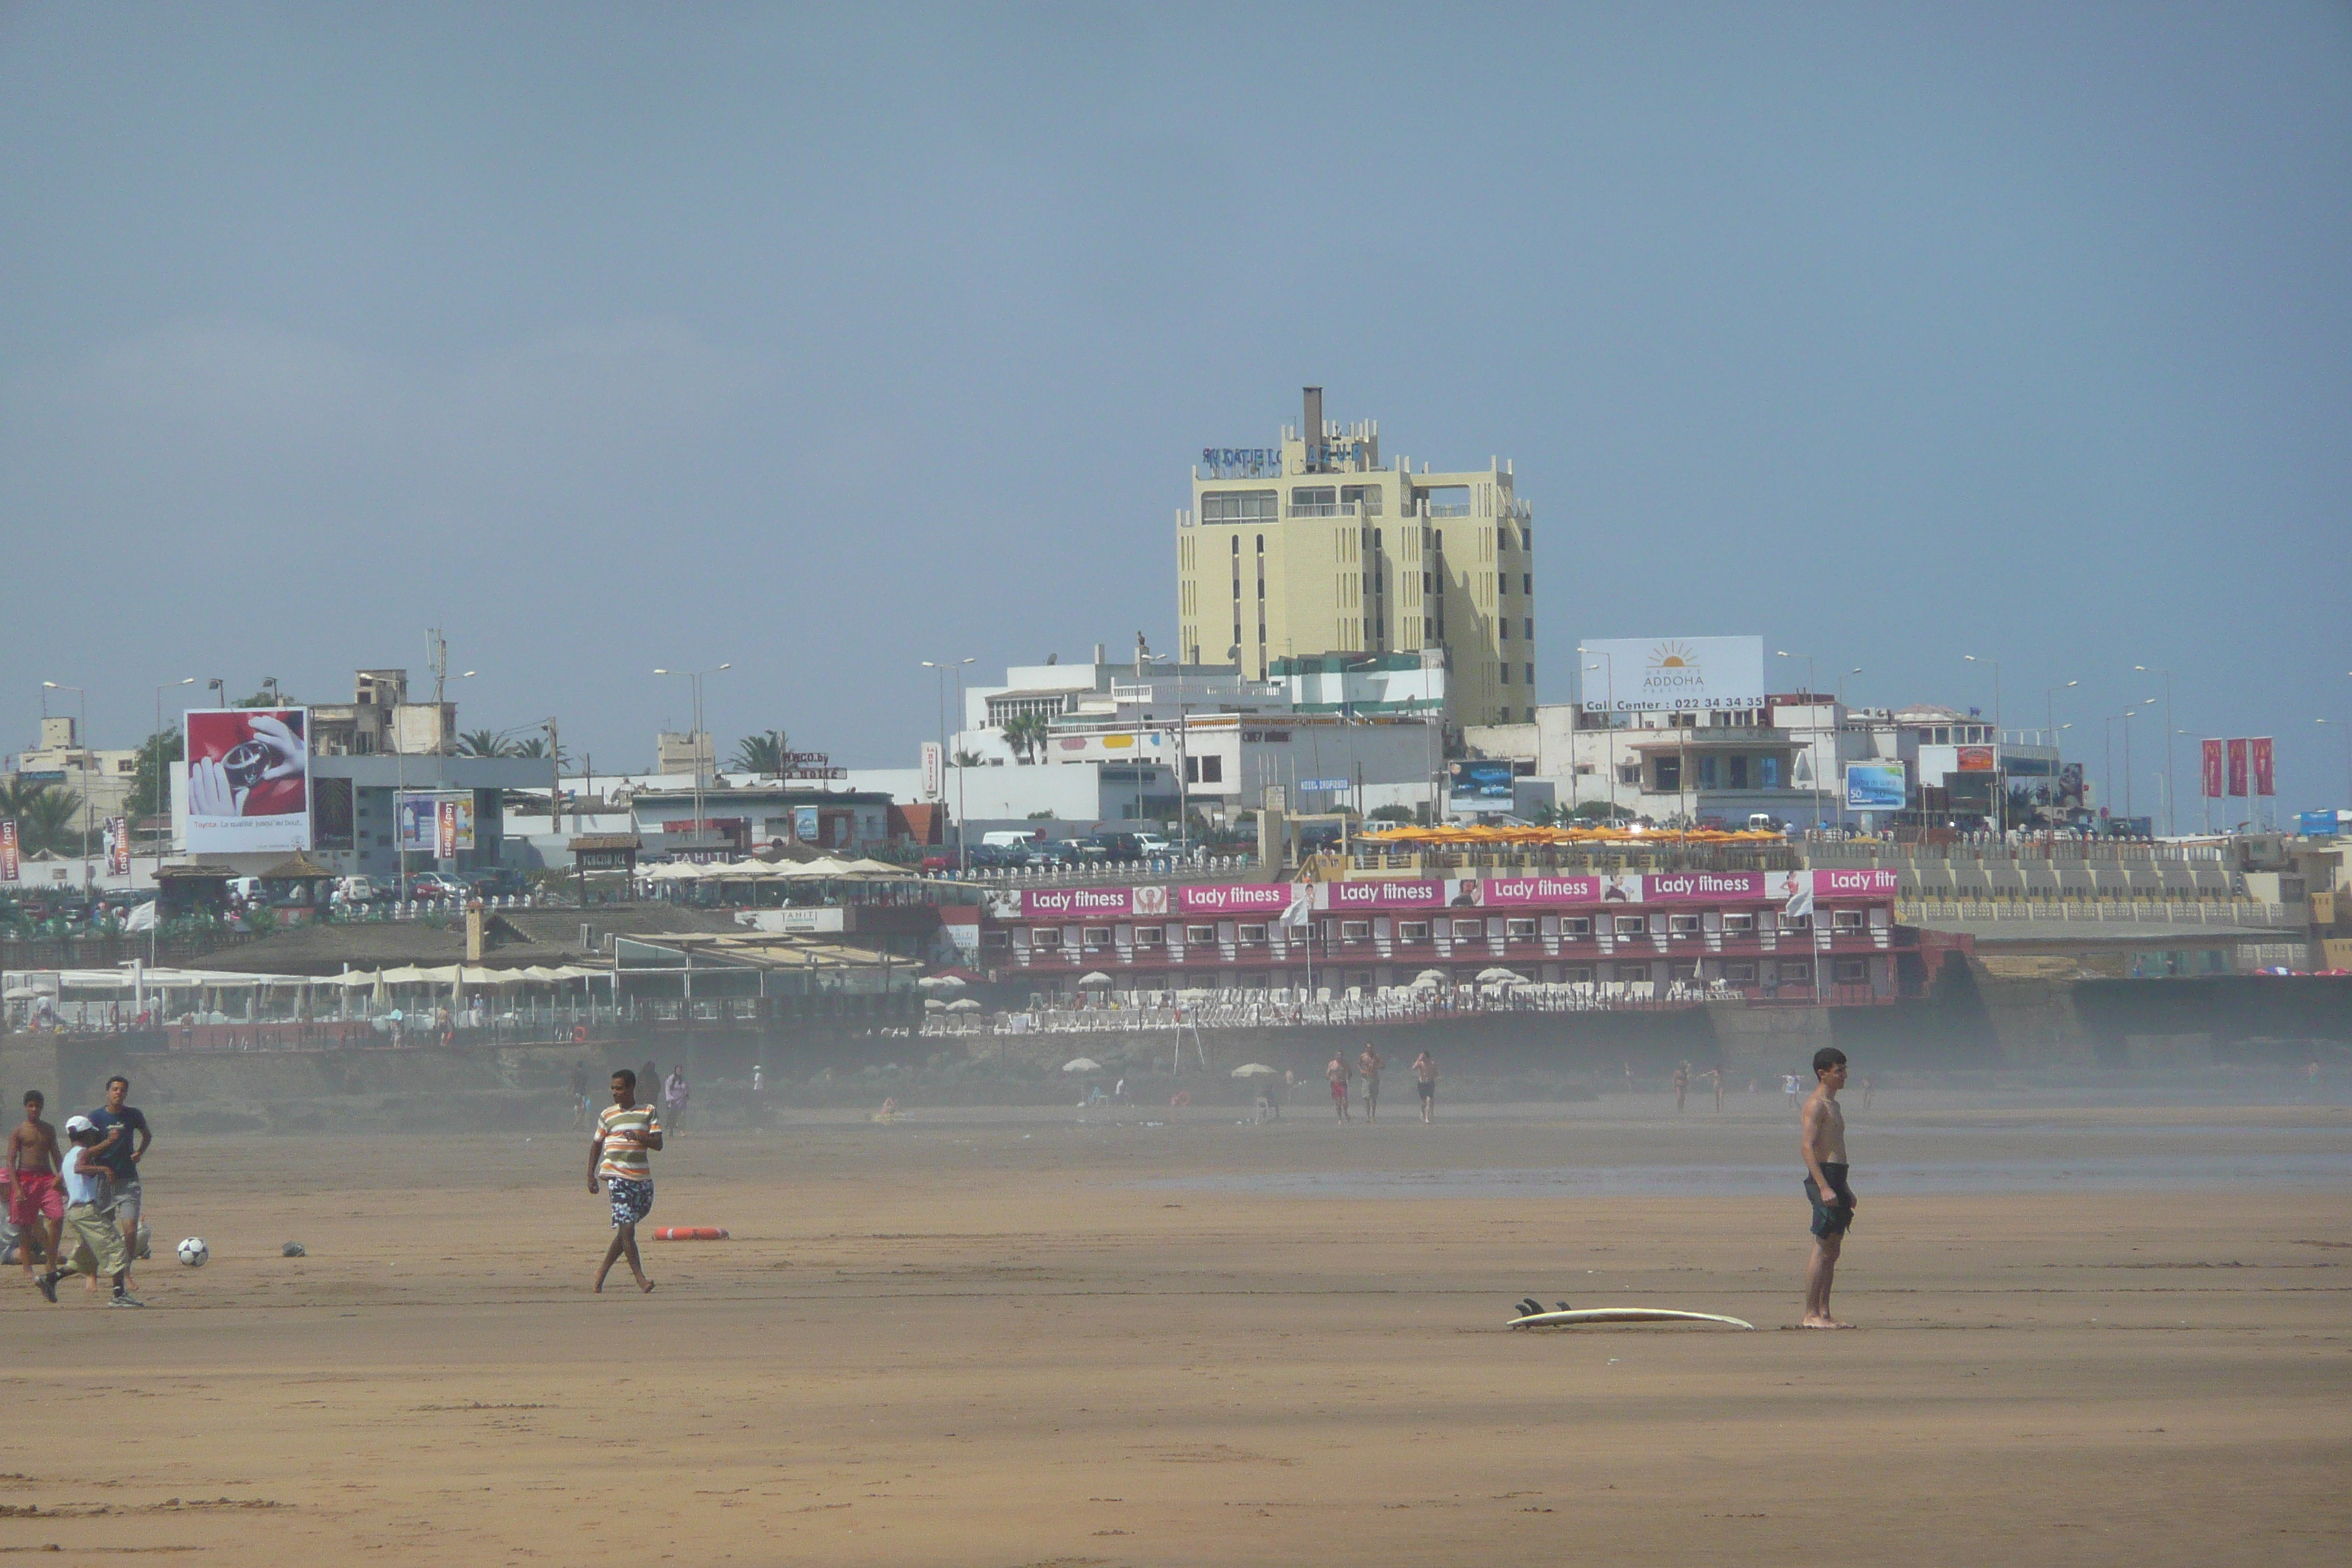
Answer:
[{"left": 4, "top": 1092, "right": 2347, "bottom": 1565}]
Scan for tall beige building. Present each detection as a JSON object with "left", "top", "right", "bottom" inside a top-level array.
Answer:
[{"left": 1177, "top": 388, "right": 1534, "bottom": 728}]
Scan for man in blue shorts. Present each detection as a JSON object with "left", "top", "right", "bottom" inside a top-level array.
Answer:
[
  {"left": 1799, "top": 1047, "right": 1855, "bottom": 1328},
  {"left": 588, "top": 1068, "right": 662, "bottom": 1294}
]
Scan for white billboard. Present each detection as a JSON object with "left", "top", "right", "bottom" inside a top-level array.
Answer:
[
  {"left": 1578, "top": 636, "right": 1765, "bottom": 715},
  {"left": 184, "top": 707, "right": 312, "bottom": 854}
]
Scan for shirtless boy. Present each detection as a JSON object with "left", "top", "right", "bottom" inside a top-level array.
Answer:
[
  {"left": 1411, "top": 1050, "right": 1437, "bottom": 1124},
  {"left": 1357, "top": 1045, "right": 1384, "bottom": 1123},
  {"left": 1325, "top": 1055, "right": 1351, "bottom": 1123},
  {"left": 8, "top": 1093, "right": 64, "bottom": 1278},
  {"left": 1799, "top": 1046, "right": 1856, "bottom": 1328}
]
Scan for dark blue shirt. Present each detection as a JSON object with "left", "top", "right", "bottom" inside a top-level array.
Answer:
[{"left": 88, "top": 1106, "right": 149, "bottom": 1184}]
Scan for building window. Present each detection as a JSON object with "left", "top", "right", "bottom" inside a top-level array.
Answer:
[
  {"left": 1833, "top": 909, "right": 1866, "bottom": 930},
  {"left": 1833, "top": 957, "right": 1869, "bottom": 984},
  {"left": 1697, "top": 755, "right": 1718, "bottom": 790},
  {"left": 1340, "top": 484, "right": 1384, "bottom": 515},
  {"left": 1780, "top": 960, "right": 1812, "bottom": 983},
  {"left": 980, "top": 930, "right": 1010, "bottom": 950},
  {"left": 1238, "top": 924, "right": 1267, "bottom": 943},
  {"left": 1499, "top": 664, "right": 1511, "bottom": 685},
  {"left": 1500, "top": 620, "right": 1511, "bottom": 642},
  {"left": 1728, "top": 755, "right": 1749, "bottom": 790},
  {"left": 1291, "top": 486, "right": 1338, "bottom": 516},
  {"left": 1505, "top": 917, "right": 1538, "bottom": 938},
  {"left": 1030, "top": 928, "right": 1061, "bottom": 949},
  {"left": 1725, "top": 961, "right": 1757, "bottom": 982},
  {"left": 1526, "top": 663, "right": 1534, "bottom": 685},
  {"left": 1185, "top": 924, "right": 1217, "bottom": 944},
  {"left": 1398, "top": 921, "right": 1431, "bottom": 941},
  {"left": 1134, "top": 926, "right": 1164, "bottom": 946},
  {"left": 1563, "top": 916, "right": 1592, "bottom": 936},
  {"left": 1669, "top": 913, "right": 1702, "bottom": 935},
  {"left": 1564, "top": 964, "right": 1592, "bottom": 984},
  {"left": 1079, "top": 927, "right": 1112, "bottom": 948},
  {"left": 1340, "top": 920, "right": 1372, "bottom": 941},
  {"left": 1202, "top": 490, "right": 1277, "bottom": 523},
  {"left": 1723, "top": 912, "right": 1755, "bottom": 933},
  {"left": 1613, "top": 915, "right": 1646, "bottom": 935}
]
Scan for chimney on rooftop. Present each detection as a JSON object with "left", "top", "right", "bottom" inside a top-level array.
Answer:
[{"left": 1303, "top": 386, "right": 1324, "bottom": 471}]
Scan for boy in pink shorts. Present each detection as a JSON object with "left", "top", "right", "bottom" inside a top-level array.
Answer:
[{"left": 7, "top": 1091, "right": 64, "bottom": 1279}]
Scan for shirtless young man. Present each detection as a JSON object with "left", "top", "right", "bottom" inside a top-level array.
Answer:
[
  {"left": 1325, "top": 1055, "right": 1351, "bottom": 1123},
  {"left": 1357, "top": 1045, "right": 1384, "bottom": 1123},
  {"left": 1412, "top": 1050, "right": 1437, "bottom": 1124},
  {"left": 1799, "top": 1046, "right": 1857, "bottom": 1328},
  {"left": 8, "top": 1093, "right": 64, "bottom": 1279},
  {"left": 1673, "top": 1062, "right": 1690, "bottom": 1113}
]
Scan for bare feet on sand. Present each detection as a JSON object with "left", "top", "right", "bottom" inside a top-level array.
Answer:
[{"left": 1801, "top": 1315, "right": 1855, "bottom": 1329}]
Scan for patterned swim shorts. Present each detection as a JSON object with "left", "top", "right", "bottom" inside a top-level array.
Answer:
[{"left": 607, "top": 1177, "right": 654, "bottom": 1229}]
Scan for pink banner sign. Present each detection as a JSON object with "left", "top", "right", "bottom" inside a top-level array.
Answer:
[
  {"left": 1317, "top": 880, "right": 1450, "bottom": 911},
  {"left": 1020, "top": 885, "right": 1163, "bottom": 920},
  {"left": 1643, "top": 870, "right": 1770, "bottom": 902},
  {"left": 1479, "top": 875, "right": 1605, "bottom": 907},
  {"left": 1176, "top": 883, "right": 1295, "bottom": 915},
  {"left": 1809, "top": 867, "right": 1899, "bottom": 898}
]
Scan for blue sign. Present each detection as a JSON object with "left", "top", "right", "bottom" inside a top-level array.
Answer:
[
  {"left": 1201, "top": 447, "right": 1279, "bottom": 478},
  {"left": 1300, "top": 777, "right": 1351, "bottom": 792},
  {"left": 1843, "top": 762, "right": 1907, "bottom": 812},
  {"left": 2298, "top": 810, "right": 2344, "bottom": 837},
  {"left": 1448, "top": 760, "right": 1515, "bottom": 810},
  {"left": 794, "top": 804, "right": 821, "bottom": 843}
]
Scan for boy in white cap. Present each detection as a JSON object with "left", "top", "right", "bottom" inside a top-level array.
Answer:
[{"left": 33, "top": 1117, "right": 140, "bottom": 1306}]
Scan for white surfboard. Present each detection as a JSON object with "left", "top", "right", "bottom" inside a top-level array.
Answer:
[{"left": 1507, "top": 1307, "right": 1754, "bottom": 1330}]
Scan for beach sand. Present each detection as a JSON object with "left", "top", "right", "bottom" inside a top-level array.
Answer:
[{"left": 3, "top": 1096, "right": 2346, "bottom": 1564}]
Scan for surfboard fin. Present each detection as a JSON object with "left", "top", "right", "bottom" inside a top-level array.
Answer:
[
  {"left": 1556, "top": 1301, "right": 1572, "bottom": 1313},
  {"left": 1516, "top": 1297, "right": 1544, "bottom": 1318}
]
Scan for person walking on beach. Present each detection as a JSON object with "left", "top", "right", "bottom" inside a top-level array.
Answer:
[
  {"left": 1412, "top": 1050, "right": 1437, "bottom": 1124},
  {"left": 1673, "top": 1062, "right": 1690, "bottom": 1113},
  {"left": 570, "top": 1061, "right": 591, "bottom": 1130},
  {"left": 1704, "top": 1066, "right": 1724, "bottom": 1112},
  {"left": 663, "top": 1063, "right": 689, "bottom": 1136},
  {"left": 33, "top": 1117, "right": 140, "bottom": 1306},
  {"left": 8, "top": 1092, "right": 64, "bottom": 1278},
  {"left": 1326, "top": 1054, "right": 1351, "bottom": 1123},
  {"left": 1800, "top": 1047, "right": 1856, "bottom": 1330},
  {"left": 88, "top": 1075, "right": 151, "bottom": 1294},
  {"left": 1357, "top": 1045, "right": 1384, "bottom": 1123},
  {"left": 589, "top": 1068, "right": 663, "bottom": 1294}
]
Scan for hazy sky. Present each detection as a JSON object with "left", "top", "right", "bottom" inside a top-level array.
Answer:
[{"left": 4, "top": 3, "right": 2348, "bottom": 815}]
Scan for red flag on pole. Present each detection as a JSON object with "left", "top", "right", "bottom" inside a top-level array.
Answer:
[
  {"left": 2201, "top": 738, "right": 2224, "bottom": 799},
  {"left": 2250, "top": 737, "right": 2274, "bottom": 797},
  {"left": 2226, "top": 739, "right": 2250, "bottom": 797}
]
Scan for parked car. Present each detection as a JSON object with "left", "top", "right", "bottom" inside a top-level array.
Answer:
[
  {"left": 1078, "top": 832, "right": 1145, "bottom": 864},
  {"left": 405, "top": 872, "right": 466, "bottom": 901},
  {"left": 1133, "top": 833, "right": 1172, "bottom": 857},
  {"left": 460, "top": 868, "right": 528, "bottom": 899},
  {"left": 966, "top": 843, "right": 1029, "bottom": 870}
]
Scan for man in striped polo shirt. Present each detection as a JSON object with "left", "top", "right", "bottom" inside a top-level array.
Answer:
[{"left": 588, "top": 1068, "right": 663, "bottom": 1294}]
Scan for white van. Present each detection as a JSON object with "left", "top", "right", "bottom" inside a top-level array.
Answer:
[{"left": 980, "top": 830, "right": 1042, "bottom": 850}]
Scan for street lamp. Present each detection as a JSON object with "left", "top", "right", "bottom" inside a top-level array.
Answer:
[
  {"left": 1776, "top": 651, "right": 1819, "bottom": 835},
  {"left": 2133, "top": 666, "right": 2174, "bottom": 836},
  {"left": 151, "top": 677, "right": 195, "bottom": 864},
  {"left": 1578, "top": 647, "right": 1617, "bottom": 822},
  {"left": 2318, "top": 719, "right": 2352, "bottom": 810},
  {"left": 654, "top": 664, "right": 732, "bottom": 858},
  {"left": 42, "top": 682, "right": 92, "bottom": 887},
  {"left": 921, "top": 657, "right": 976, "bottom": 872}
]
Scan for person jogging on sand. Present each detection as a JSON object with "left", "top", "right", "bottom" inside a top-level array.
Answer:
[
  {"left": 1326, "top": 1054, "right": 1351, "bottom": 1123},
  {"left": 8, "top": 1092, "right": 64, "bottom": 1278},
  {"left": 1357, "top": 1045, "right": 1384, "bottom": 1123},
  {"left": 33, "top": 1117, "right": 140, "bottom": 1306},
  {"left": 589, "top": 1068, "right": 663, "bottom": 1294},
  {"left": 1412, "top": 1050, "right": 1437, "bottom": 1124},
  {"left": 1800, "top": 1046, "right": 1857, "bottom": 1329}
]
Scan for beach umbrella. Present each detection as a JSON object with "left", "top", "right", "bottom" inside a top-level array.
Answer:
[
  {"left": 946, "top": 998, "right": 981, "bottom": 1012},
  {"left": 1230, "top": 1063, "right": 1277, "bottom": 1077},
  {"left": 924, "top": 998, "right": 946, "bottom": 1011},
  {"left": 1477, "top": 967, "right": 1525, "bottom": 984},
  {"left": 1061, "top": 1057, "right": 1103, "bottom": 1073},
  {"left": 917, "top": 974, "right": 966, "bottom": 991},
  {"left": 1074, "top": 971, "right": 1114, "bottom": 988},
  {"left": 1416, "top": 968, "right": 1451, "bottom": 983}
]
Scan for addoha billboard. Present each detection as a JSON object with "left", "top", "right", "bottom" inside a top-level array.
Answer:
[
  {"left": 1578, "top": 636, "right": 1765, "bottom": 715},
  {"left": 184, "top": 708, "right": 310, "bottom": 854}
]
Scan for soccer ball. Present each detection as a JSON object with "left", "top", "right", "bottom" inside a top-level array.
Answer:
[{"left": 176, "top": 1237, "right": 208, "bottom": 1267}]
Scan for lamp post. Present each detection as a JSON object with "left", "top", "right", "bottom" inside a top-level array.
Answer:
[
  {"left": 1578, "top": 647, "right": 1616, "bottom": 822},
  {"left": 1962, "top": 655, "right": 2004, "bottom": 834},
  {"left": 42, "top": 682, "right": 91, "bottom": 888},
  {"left": 654, "top": 664, "right": 731, "bottom": 859},
  {"left": 2045, "top": 680, "right": 2078, "bottom": 750},
  {"left": 921, "top": 657, "right": 976, "bottom": 871},
  {"left": 151, "top": 678, "right": 195, "bottom": 866},
  {"left": 1776, "top": 651, "right": 1819, "bottom": 837},
  {"left": 2318, "top": 719, "right": 2352, "bottom": 810},
  {"left": 2133, "top": 666, "right": 2174, "bottom": 836}
]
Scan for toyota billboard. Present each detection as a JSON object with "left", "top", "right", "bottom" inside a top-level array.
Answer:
[{"left": 183, "top": 708, "right": 311, "bottom": 854}]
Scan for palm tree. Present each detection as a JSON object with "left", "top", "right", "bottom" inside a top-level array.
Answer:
[
  {"left": 510, "top": 735, "right": 572, "bottom": 766},
  {"left": 0, "top": 779, "right": 86, "bottom": 856},
  {"left": 456, "top": 728, "right": 517, "bottom": 758},
  {"left": 1003, "top": 713, "right": 1049, "bottom": 764},
  {"left": 732, "top": 730, "right": 787, "bottom": 775}
]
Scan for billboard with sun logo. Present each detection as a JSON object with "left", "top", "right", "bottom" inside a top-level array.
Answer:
[{"left": 1576, "top": 637, "right": 1765, "bottom": 715}]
